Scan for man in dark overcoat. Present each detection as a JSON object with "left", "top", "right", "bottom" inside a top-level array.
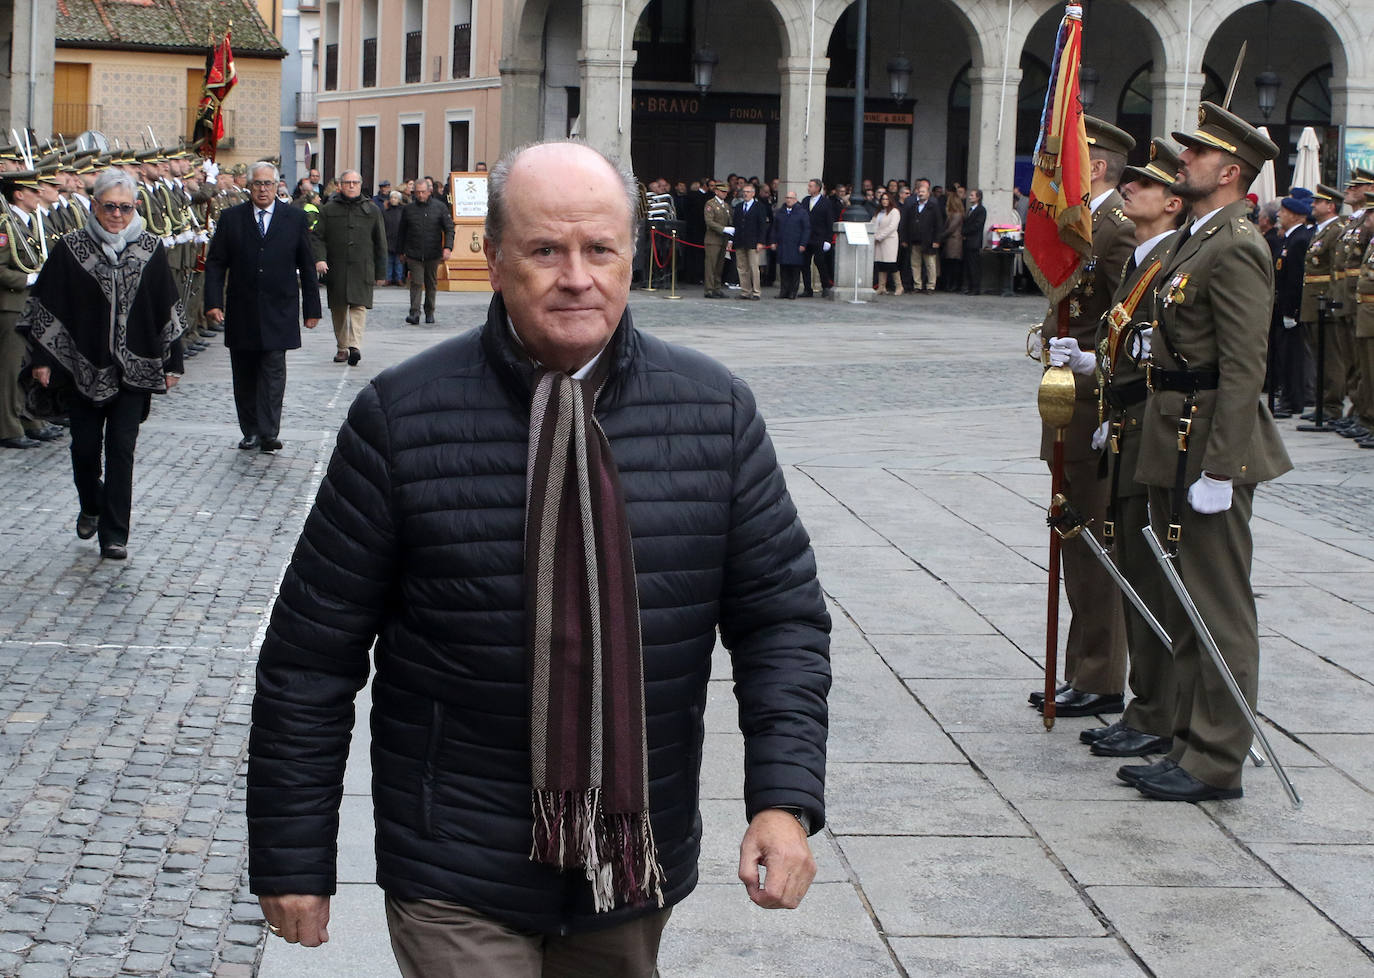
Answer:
[
  {"left": 204, "top": 161, "right": 321, "bottom": 454},
  {"left": 771, "top": 190, "right": 811, "bottom": 299},
  {"left": 311, "top": 169, "right": 387, "bottom": 366}
]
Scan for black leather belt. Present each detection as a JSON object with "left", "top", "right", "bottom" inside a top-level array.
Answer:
[
  {"left": 1147, "top": 365, "right": 1220, "bottom": 393},
  {"left": 1104, "top": 378, "right": 1148, "bottom": 410}
]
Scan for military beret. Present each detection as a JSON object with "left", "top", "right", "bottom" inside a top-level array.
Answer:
[
  {"left": 1084, "top": 115, "right": 1136, "bottom": 158},
  {"left": 1123, "top": 137, "right": 1183, "bottom": 188},
  {"left": 1280, "top": 195, "right": 1312, "bottom": 217},
  {"left": 1288, "top": 187, "right": 1313, "bottom": 200},
  {"left": 1172, "top": 100, "right": 1278, "bottom": 173}
]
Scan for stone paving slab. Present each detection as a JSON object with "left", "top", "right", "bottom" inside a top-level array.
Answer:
[{"left": 888, "top": 936, "right": 1148, "bottom": 978}]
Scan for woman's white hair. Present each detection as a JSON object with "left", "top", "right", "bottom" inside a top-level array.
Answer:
[{"left": 93, "top": 168, "right": 137, "bottom": 200}]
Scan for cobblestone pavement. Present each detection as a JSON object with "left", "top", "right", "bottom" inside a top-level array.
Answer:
[{"left": 2, "top": 284, "right": 1372, "bottom": 977}]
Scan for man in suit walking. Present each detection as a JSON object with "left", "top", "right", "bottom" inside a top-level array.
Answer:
[
  {"left": 204, "top": 161, "right": 321, "bottom": 455},
  {"left": 961, "top": 190, "right": 987, "bottom": 294},
  {"left": 731, "top": 183, "right": 768, "bottom": 300},
  {"left": 801, "top": 179, "right": 835, "bottom": 298},
  {"left": 1124, "top": 102, "right": 1291, "bottom": 802}
]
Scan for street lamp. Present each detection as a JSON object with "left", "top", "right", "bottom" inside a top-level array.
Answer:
[
  {"left": 691, "top": 46, "right": 718, "bottom": 96},
  {"left": 1079, "top": 65, "right": 1099, "bottom": 112},
  {"left": 888, "top": 55, "right": 912, "bottom": 105},
  {"left": 1254, "top": 70, "right": 1281, "bottom": 120}
]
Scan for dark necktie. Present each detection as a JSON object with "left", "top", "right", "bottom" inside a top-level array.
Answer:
[
  {"left": 1125, "top": 255, "right": 1138, "bottom": 276},
  {"left": 258, "top": 210, "right": 267, "bottom": 237}
]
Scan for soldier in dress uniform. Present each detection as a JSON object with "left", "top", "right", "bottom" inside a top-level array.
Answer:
[
  {"left": 0, "top": 171, "right": 50, "bottom": 448},
  {"left": 1293, "top": 185, "right": 1348, "bottom": 423},
  {"left": 1073, "top": 138, "right": 1188, "bottom": 760},
  {"left": 1032, "top": 115, "right": 1137, "bottom": 719},
  {"left": 703, "top": 180, "right": 732, "bottom": 299},
  {"left": 1352, "top": 208, "right": 1374, "bottom": 448},
  {"left": 1329, "top": 171, "right": 1374, "bottom": 439},
  {"left": 1120, "top": 101, "right": 1291, "bottom": 802}
]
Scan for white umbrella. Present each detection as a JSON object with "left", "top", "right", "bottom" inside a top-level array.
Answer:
[
  {"left": 1293, "top": 126, "right": 1321, "bottom": 191},
  {"left": 1249, "top": 125, "right": 1278, "bottom": 204}
]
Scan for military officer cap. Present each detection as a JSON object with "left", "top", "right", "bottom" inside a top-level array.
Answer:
[
  {"left": 35, "top": 164, "right": 63, "bottom": 186},
  {"left": 1364, "top": 189, "right": 1374, "bottom": 205},
  {"left": 1347, "top": 167, "right": 1374, "bottom": 187},
  {"left": 1172, "top": 100, "right": 1278, "bottom": 172},
  {"left": 230, "top": 163, "right": 248, "bottom": 176},
  {"left": 134, "top": 147, "right": 165, "bottom": 163},
  {"left": 1123, "top": 138, "right": 1183, "bottom": 187},
  {"left": 1, "top": 169, "right": 40, "bottom": 191},
  {"left": 1084, "top": 115, "right": 1136, "bottom": 157},
  {"left": 1313, "top": 183, "right": 1341, "bottom": 202}
]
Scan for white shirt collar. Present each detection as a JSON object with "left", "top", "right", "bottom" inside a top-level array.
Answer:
[
  {"left": 1190, "top": 206, "right": 1223, "bottom": 236},
  {"left": 1133, "top": 229, "right": 1174, "bottom": 266},
  {"left": 1316, "top": 214, "right": 1340, "bottom": 233},
  {"left": 1283, "top": 221, "right": 1303, "bottom": 238},
  {"left": 1089, "top": 189, "right": 1114, "bottom": 214},
  {"left": 257, "top": 201, "right": 276, "bottom": 219},
  {"left": 506, "top": 313, "right": 609, "bottom": 380}
]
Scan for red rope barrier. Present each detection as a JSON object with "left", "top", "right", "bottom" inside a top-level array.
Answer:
[{"left": 650, "top": 228, "right": 707, "bottom": 250}]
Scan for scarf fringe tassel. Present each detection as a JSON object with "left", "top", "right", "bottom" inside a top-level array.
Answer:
[{"left": 532, "top": 787, "right": 666, "bottom": 913}]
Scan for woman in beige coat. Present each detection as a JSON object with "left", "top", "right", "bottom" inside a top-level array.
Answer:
[
  {"left": 871, "top": 192, "right": 903, "bottom": 295},
  {"left": 941, "top": 195, "right": 965, "bottom": 291}
]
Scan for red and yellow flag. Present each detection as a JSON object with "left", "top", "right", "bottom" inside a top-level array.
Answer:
[
  {"left": 191, "top": 30, "right": 237, "bottom": 161},
  {"left": 1023, "top": 4, "right": 1092, "bottom": 303}
]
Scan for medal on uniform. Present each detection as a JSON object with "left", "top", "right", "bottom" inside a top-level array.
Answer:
[
  {"left": 1162, "top": 272, "right": 1189, "bottom": 308},
  {"left": 1069, "top": 298, "right": 1082, "bottom": 319}
]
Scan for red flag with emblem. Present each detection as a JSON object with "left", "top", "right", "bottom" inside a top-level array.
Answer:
[
  {"left": 191, "top": 30, "right": 237, "bottom": 161},
  {"left": 1023, "top": 4, "right": 1092, "bottom": 304}
]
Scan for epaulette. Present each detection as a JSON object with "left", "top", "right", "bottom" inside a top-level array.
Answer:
[
  {"left": 1234, "top": 219, "right": 1251, "bottom": 233},
  {"left": 1111, "top": 206, "right": 1127, "bottom": 223}
]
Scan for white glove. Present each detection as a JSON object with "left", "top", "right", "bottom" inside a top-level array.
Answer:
[
  {"left": 722, "top": 226, "right": 735, "bottom": 236},
  {"left": 201, "top": 161, "right": 220, "bottom": 182},
  {"left": 1047, "top": 336, "right": 1096, "bottom": 375},
  {"left": 176, "top": 230, "right": 194, "bottom": 244},
  {"left": 1091, "top": 421, "right": 1110, "bottom": 452},
  {"left": 823, "top": 241, "right": 832, "bottom": 252},
  {"left": 1282, "top": 316, "right": 1298, "bottom": 330},
  {"left": 1187, "top": 473, "right": 1233, "bottom": 514},
  {"left": 25, "top": 271, "right": 38, "bottom": 286},
  {"left": 1130, "top": 326, "right": 1153, "bottom": 361},
  {"left": 161, "top": 236, "right": 175, "bottom": 249},
  {"left": 194, "top": 232, "right": 209, "bottom": 244}
]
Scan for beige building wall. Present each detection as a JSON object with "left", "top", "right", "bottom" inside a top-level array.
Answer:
[
  {"left": 317, "top": 0, "right": 502, "bottom": 186},
  {"left": 55, "top": 49, "right": 284, "bottom": 168}
]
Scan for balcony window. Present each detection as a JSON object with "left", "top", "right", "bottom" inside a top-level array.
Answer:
[
  {"left": 405, "top": 31, "right": 423, "bottom": 83},
  {"left": 452, "top": 24, "right": 471, "bottom": 79},
  {"left": 362, "top": 37, "right": 377, "bottom": 87},
  {"left": 324, "top": 43, "right": 339, "bottom": 91}
]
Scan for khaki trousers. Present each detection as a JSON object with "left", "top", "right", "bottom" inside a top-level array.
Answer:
[
  {"left": 385, "top": 897, "right": 671, "bottom": 978},
  {"left": 1356, "top": 334, "right": 1374, "bottom": 427},
  {"left": 1148, "top": 484, "right": 1258, "bottom": 789},
  {"left": 737, "top": 247, "right": 761, "bottom": 297},
  {"left": 1053, "top": 454, "right": 1128, "bottom": 695},
  {"left": 1115, "top": 488, "right": 1175, "bottom": 737},
  {"left": 1317, "top": 316, "right": 1356, "bottom": 418},
  {"left": 0, "top": 311, "right": 27, "bottom": 439},
  {"left": 704, "top": 239, "right": 724, "bottom": 294},
  {"left": 330, "top": 304, "right": 367, "bottom": 351},
  {"left": 910, "top": 244, "right": 939, "bottom": 291}
]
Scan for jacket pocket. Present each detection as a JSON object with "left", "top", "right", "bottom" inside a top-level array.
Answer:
[{"left": 420, "top": 700, "right": 444, "bottom": 839}]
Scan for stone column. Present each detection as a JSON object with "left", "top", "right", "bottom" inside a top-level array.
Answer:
[
  {"left": 578, "top": 49, "right": 637, "bottom": 165},
  {"left": 0, "top": 0, "right": 56, "bottom": 136},
  {"left": 778, "top": 56, "right": 830, "bottom": 199},
  {"left": 1151, "top": 69, "right": 1207, "bottom": 145},
  {"left": 967, "top": 65, "right": 1022, "bottom": 210},
  {"left": 499, "top": 58, "right": 545, "bottom": 155},
  {"left": 1331, "top": 80, "right": 1374, "bottom": 131}
]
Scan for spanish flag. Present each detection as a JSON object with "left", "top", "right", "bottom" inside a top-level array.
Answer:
[{"left": 1023, "top": 4, "right": 1093, "bottom": 304}]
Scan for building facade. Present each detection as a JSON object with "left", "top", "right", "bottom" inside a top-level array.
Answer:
[
  {"left": 52, "top": 0, "right": 286, "bottom": 168},
  {"left": 282, "top": 1, "right": 323, "bottom": 185},
  {"left": 315, "top": 0, "right": 501, "bottom": 194},
  {"left": 498, "top": 0, "right": 1374, "bottom": 211}
]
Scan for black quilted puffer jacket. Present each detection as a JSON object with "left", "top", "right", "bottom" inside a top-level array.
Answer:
[{"left": 247, "top": 294, "right": 831, "bottom": 935}]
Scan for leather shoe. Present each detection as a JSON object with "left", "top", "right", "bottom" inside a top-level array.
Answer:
[
  {"left": 424, "top": 314, "right": 436, "bottom": 324},
  {"left": 1079, "top": 720, "right": 1126, "bottom": 745},
  {"left": 0, "top": 435, "right": 41, "bottom": 448},
  {"left": 100, "top": 544, "right": 128, "bottom": 560},
  {"left": 260, "top": 437, "right": 283, "bottom": 454},
  {"left": 237, "top": 435, "right": 260, "bottom": 450},
  {"left": 1134, "top": 765, "right": 1242, "bottom": 802},
  {"left": 1042, "top": 688, "right": 1124, "bottom": 718},
  {"left": 347, "top": 347, "right": 361, "bottom": 366},
  {"left": 28, "top": 423, "right": 66, "bottom": 441},
  {"left": 1028, "top": 681, "right": 1071, "bottom": 709},
  {"left": 1359, "top": 436, "right": 1374, "bottom": 449},
  {"left": 333, "top": 351, "right": 349, "bottom": 363},
  {"left": 1270, "top": 409, "right": 1291, "bottom": 419},
  {"left": 76, "top": 511, "right": 99, "bottom": 540},
  {"left": 1339, "top": 424, "right": 1369, "bottom": 439},
  {"left": 405, "top": 314, "right": 420, "bottom": 324},
  {"left": 1090, "top": 726, "right": 1173, "bottom": 757},
  {"left": 1117, "top": 757, "right": 1177, "bottom": 786}
]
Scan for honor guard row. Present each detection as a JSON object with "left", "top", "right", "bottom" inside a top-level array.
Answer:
[
  {"left": 1039, "top": 103, "right": 1300, "bottom": 803},
  {"left": 1, "top": 141, "right": 256, "bottom": 450}
]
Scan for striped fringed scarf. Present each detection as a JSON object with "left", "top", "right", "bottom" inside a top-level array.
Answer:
[{"left": 524, "top": 362, "right": 665, "bottom": 912}]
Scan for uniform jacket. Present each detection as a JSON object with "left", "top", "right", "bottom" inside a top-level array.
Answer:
[
  {"left": 1136, "top": 198, "right": 1292, "bottom": 488},
  {"left": 0, "top": 208, "right": 43, "bottom": 315},
  {"left": 246, "top": 294, "right": 831, "bottom": 935},
  {"left": 1299, "top": 215, "right": 1343, "bottom": 322},
  {"left": 731, "top": 197, "right": 769, "bottom": 250},
  {"left": 770, "top": 204, "right": 811, "bottom": 265},
  {"left": 1096, "top": 232, "right": 1175, "bottom": 499},
  {"left": 1039, "top": 190, "right": 1135, "bottom": 463},
  {"left": 703, "top": 195, "right": 731, "bottom": 245},
  {"left": 1356, "top": 237, "right": 1374, "bottom": 339},
  {"left": 311, "top": 193, "right": 388, "bottom": 310},
  {"left": 396, "top": 197, "right": 455, "bottom": 261},
  {"left": 203, "top": 201, "right": 321, "bottom": 352},
  {"left": 1273, "top": 223, "right": 1311, "bottom": 323},
  {"left": 1335, "top": 210, "right": 1368, "bottom": 314},
  {"left": 900, "top": 197, "right": 945, "bottom": 248}
]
